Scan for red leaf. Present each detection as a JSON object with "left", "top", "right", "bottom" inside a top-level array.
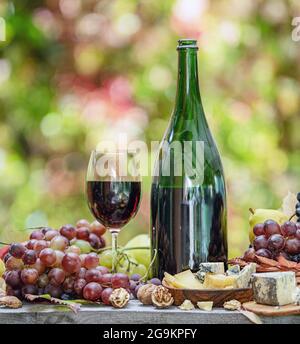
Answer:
[
  {"left": 255, "top": 255, "right": 279, "bottom": 267},
  {"left": 277, "top": 254, "right": 298, "bottom": 269}
]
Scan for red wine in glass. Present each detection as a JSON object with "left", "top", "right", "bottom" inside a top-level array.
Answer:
[{"left": 86, "top": 180, "right": 141, "bottom": 229}]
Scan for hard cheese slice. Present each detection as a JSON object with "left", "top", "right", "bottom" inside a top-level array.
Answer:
[
  {"left": 174, "top": 270, "right": 204, "bottom": 289},
  {"left": 203, "top": 274, "right": 237, "bottom": 289},
  {"left": 252, "top": 271, "right": 296, "bottom": 306},
  {"left": 197, "top": 301, "right": 213, "bottom": 311}
]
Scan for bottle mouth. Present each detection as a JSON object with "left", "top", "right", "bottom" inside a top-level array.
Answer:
[{"left": 177, "top": 39, "right": 198, "bottom": 50}]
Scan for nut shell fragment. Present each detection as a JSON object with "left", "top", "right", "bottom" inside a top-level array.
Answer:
[
  {"left": 223, "top": 299, "right": 241, "bottom": 311},
  {"left": 151, "top": 286, "right": 174, "bottom": 308},
  {"left": 137, "top": 284, "right": 157, "bottom": 305},
  {"left": 0, "top": 296, "right": 22, "bottom": 309},
  {"left": 178, "top": 299, "right": 195, "bottom": 310},
  {"left": 109, "top": 288, "right": 130, "bottom": 308}
]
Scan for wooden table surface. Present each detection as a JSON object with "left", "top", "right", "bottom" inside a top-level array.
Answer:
[{"left": 0, "top": 300, "right": 299, "bottom": 324}]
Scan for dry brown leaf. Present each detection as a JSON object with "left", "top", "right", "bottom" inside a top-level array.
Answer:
[
  {"left": 281, "top": 192, "right": 297, "bottom": 218},
  {"left": 277, "top": 255, "right": 298, "bottom": 269},
  {"left": 255, "top": 255, "right": 279, "bottom": 267}
]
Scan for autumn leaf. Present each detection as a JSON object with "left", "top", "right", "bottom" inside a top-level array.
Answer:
[
  {"left": 255, "top": 255, "right": 279, "bottom": 267},
  {"left": 280, "top": 191, "right": 297, "bottom": 218},
  {"left": 277, "top": 254, "right": 298, "bottom": 269}
]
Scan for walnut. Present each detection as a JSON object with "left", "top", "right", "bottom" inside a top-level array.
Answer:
[
  {"left": 109, "top": 288, "right": 130, "bottom": 308},
  {"left": 151, "top": 286, "right": 174, "bottom": 309},
  {"left": 223, "top": 299, "right": 241, "bottom": 311},
  {"left": 137, "top": 284, "right": 157, "bottom": 305},
  {"left": 178, "top": 299, "right": 195, "bottom": 310},
  {"left": 0, "top": 296, "right": 22, "bottom": 309}
]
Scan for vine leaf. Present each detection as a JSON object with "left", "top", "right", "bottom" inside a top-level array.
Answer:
[{"left": 25, "top": 294, "right": 81, "bottom": 314}]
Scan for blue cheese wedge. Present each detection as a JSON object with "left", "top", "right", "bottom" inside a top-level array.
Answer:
[
  {"left": 198, "top": 262, "right": 225, "bottom": 274},
  {"left": 235, "top": 263, "right": 256, "bottom": 288},
  {"left": 252, "top": 271, "right": 296, "bottom": 306}
]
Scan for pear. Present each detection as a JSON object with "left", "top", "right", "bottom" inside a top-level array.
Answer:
[{"left": 248, "top": 208, "right": 289, "bottom": 242}]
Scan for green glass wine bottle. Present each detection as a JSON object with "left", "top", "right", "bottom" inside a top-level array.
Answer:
[{"left": 151, "top": 39, "right": 227, "bottom": 279}]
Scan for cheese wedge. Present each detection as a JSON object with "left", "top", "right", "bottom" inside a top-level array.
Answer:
[
  {"left": 203, "top": 274, "right": 238, "bottom": 289},
  {"left": 174, "top": 270, "right": 204, "bottom": 289}
]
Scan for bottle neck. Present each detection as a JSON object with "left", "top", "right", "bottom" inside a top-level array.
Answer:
[{"left": 174, "top": 48, "right": 202, "bottom": 114}]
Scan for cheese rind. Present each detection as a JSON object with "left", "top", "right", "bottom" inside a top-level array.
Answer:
[{"left": 252, "top": 271, "right": 296, "bottom": 306}]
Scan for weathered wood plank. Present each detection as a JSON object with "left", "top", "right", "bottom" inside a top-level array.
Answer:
[{"left": 0, "top": 301, "right": 299, "bottom": 324}]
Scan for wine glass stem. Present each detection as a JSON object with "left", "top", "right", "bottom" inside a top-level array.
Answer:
[{"left": 111, "top": 231, "right": 119, "bottom": 273}]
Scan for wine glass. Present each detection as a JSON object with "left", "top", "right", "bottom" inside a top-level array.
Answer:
[{"left": 86, "top": 149, "right": 142, "bottom": 272}]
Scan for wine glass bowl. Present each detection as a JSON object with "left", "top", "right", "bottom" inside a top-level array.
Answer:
[{"left": 86, "top": 149, "right": 141, "bottom": 272}]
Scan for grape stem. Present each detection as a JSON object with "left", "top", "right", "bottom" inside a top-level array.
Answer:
[
  {"left": 0, "top": 241, "right": 9, "bottom": 246},
  {"left": 140, "top": 249, "right": 157, "bottom": 283},
  {"left": 249, "top": 208, "right": 255, "bottom": 215},
  {"left": 289, "top": 212, "right": 296, "bottom": 221},
  {"left": 93, "top": 246, "right": 150, "bottom": 253}
]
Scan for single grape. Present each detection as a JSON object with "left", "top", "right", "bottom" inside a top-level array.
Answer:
[
  {"left": 284, "top": 238, "right": 300, "bottom": 255},
  {"left": 44, "top": 284, "right": 63, "bottom": 298},
  {"left": 63, "top": 276, "right": 75, "bottom": 293},
  {"left": 21, "top": 268, "right": 39, "bottom": 285},
  {"left": 62, "top": 253, "right": 81, "bottom": 274},
  {"left": 66, "top": 245, "right": 81, "bottom": 255},
  {"left": 5, "top": 256, "right": 24, "bottom": 271},
  {"left": 90, "top": 221, "right": 106, "bottom": 237},
  {"left": 148, "top": 278, "right": 161, "bottom": 286},
  {"left": 243, "top": 247, "right": 256, "bottom": 262},
  {"left": 96, "top": 266, "right": 109, "bottom": 275},
  {"left": 32, "top": 258, "right": 46, "bottom": 274},
  {"left": 22, "top": 284, "right": 38, "bottom": 297},
  {"left": 88, "top": 233, "right": 101, "bottom": 249},
  {"left": 297, "top": 193, "right": 300, "bottom": 202},
  {"left": 83, "top": 253, "right": 99, "bottom": 270},
  {"left": 48, "top": 268, "right": 66, "bottom": 286},
  {"left": 50, "top": 235, "right": 69, "bottom": 251},
  {"left": 5, "top": 270, "right": 22, "bottom": 288},
  {"left": 74, "top": 278, "right": 87, "bottom": 297},
  {"left": 76, "top": 227, "right": 90, "bottom": 241},
  {"left": 83, "top": 282, "right": 102, "bottom": 301},
  {"left": 44, "top": 230, "right": 59, "bottom": 241},
  {"left": 76, "top": 219, "right": 90, "bottom": 228},
  {"left": 30, "top": 230, "right": 44, "bottom": 240},
  {"left": 264, "top": 220, "right": 281, "bottom": 237},
  {"left": 77, "top": 267, "right": 87, "bottom": 279},
  {"left": 60, "top": 224, "right": 77, "bottom": 240},
  {"left": 61, "top": 293, "right": 76, "bottom": 300},
  {"left": 296, "top": 207, "right": 300, "bottom": 218},
  {"left": 85, "top": 268, "right": 101, "bottom": 283},
  {"left": 22, "top": 250, "right": 37, "bottom": 265},
  {"left": 281, "top": 221, "right": 297, "bottom": 237},
  {"left": 99, "top": 237, "right": 106, "bottom": 249},
  {"left": 255, "top": 248, "right": 272, "bottom": 258},
  {"left": 253, "top": 223, "right": 265, "bottom": 237},
  {"left": 99, "top": 273, "right": 112, "bottom": 286},
  {"left": 111, "top": 273, "right": 129, "bottom": 289},
  {"left": 33, "top": 240, "right": 48, "bottom": 253},
  {"left": 99, "top": 250, "right": 112, "bottom": 269},
  {"left": 73, "top": 240, "right": 92, "bottom": 254},
  {"left": 38, "top": 274, "right": 49, "bottom": 288},
  {"left": 26, "top": 239, "right": 37, "bottom": 250},
  {"left": 101, "top": 287, "right": 113, "bottom": 305},
  {"left": 131, "top": 264, "right": 147, "bottom": 277},
  {"left": 129, "top": 280, "right": 137, "bottom": 293},
  {"left": 296, "top": 229, "right": 300, "bottom": 240},
  {"left": 53, "top": 250, "right": 65, "bottom": 268},
  {"left": 39, "top": 248, "right": 57, "bottom": 267},
  {"left": 9, "top": 243, "right": 26, "bottom": 259},
  {"left": 130, "top": 274, "right": 141, "bottom": 282},
  {"left": 253, "top": 235, "right": 268, "bottom": 250},
  {"left": 267, "top": 234, "right": 285, "bottom": 251}
]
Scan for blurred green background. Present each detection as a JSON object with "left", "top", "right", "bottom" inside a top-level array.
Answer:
[{"left": 0, "top": 0, "right": 299, "bottom": 258}]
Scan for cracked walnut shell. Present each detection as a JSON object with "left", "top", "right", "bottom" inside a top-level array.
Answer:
[
  {"left": 0, "top": 296, "right": 22, "bottom": 309},
  {"left": 151, "top": 286, "right": 174, "bottom": 309},
  {"left": 109, "top": 288, "right": 130, "bottom": 308},
  {"left": 137, "top": 284, "right": 157, "bottom": 305}
]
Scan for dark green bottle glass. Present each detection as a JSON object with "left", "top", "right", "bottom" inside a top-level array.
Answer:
[{"left": 151, "top": 39, "right": 227, "bottom": 279}]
